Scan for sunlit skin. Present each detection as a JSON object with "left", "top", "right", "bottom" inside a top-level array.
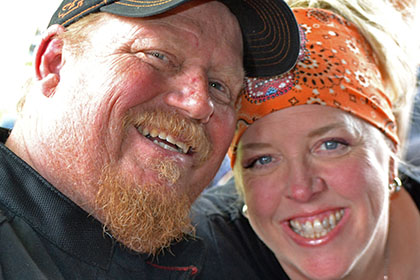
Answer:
[
  {"left": 7, "top": 0, "right": 244, "bottom": 219},
  {"left": 235, "top": 105, "right": 393, "bottom": 279}
]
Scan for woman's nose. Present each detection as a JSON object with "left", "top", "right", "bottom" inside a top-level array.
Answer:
[{"left": 285, "top": 160, "right": 327, "bottom": 202}]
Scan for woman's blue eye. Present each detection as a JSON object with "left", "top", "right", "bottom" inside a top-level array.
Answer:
[
  {"left": 319, "top": 139, "right": 349, "bottom": 152},
  {"left": 323, "top": 140, "right": 339, "bottom": 150},
  {"left": 244, "top": 155, "right": 273, "bottom": 169},
  {"left": 257, "top": 156, "right": 272, "bottom": 165},
  {"left": 312, "top": 138, "right": 350, "bottom": 157},
  {"left": 246, "top": 155, "right": 272, "bottom": 168}
]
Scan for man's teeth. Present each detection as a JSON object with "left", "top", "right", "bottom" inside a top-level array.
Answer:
[
  {"left": 139, "top": 127, "right": 190, "bottom": 154},
  {"left": 289, "top": 209, "right": 345, "bottom": 239}
]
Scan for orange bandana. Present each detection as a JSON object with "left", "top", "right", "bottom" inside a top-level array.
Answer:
[{"left": 229, "top": 8, "right": 398, "bottom": 167}]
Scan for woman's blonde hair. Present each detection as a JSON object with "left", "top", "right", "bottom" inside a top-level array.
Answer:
[{"left": 285, "top": 0, "right": 419, "bottom": 150}]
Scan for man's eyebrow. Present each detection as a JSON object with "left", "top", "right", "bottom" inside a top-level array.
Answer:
[{"left": 220, "top": 66, "right": 245, "bottom": 86}]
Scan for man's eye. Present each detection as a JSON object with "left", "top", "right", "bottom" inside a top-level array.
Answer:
[
  {"left": 209, "top": 81, "right": 224, "bottom": 91},
  {"left": 148, "top": 51, "right": 167, "bottom": 61},
  {"left": 209, "top": 81, "right": 231, "bottom": 104}
]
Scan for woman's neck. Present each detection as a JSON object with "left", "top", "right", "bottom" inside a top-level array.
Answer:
[{"left": 387, "top": 188, "right": 420, "bottom": 279}]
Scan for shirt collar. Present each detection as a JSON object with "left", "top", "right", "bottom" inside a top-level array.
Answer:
[{"left": 0, "top": 132, "right": 116, "bottom": 269}]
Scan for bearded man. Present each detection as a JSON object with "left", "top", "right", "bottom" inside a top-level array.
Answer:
[{"left": 0, "top": 0, "right": 299, "bottom": 278}]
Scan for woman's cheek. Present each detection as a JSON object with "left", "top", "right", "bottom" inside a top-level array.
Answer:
[
  {"left": 327, "top": 158, "right": 382, "bottom": 200},
  {"left": 244, "top": 175, "right": 282, "bottom": 219}
]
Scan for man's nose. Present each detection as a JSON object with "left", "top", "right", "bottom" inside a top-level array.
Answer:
[{"left": 164, "top": 69, "right": 214, "bottom": 124}]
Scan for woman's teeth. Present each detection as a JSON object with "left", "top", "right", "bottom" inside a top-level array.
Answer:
[
  {"left": 138, "top": 127, "right": 190, "bottom": 154},
  {"left": 289, "top": 209, "right": 345, "bottom": 239}
]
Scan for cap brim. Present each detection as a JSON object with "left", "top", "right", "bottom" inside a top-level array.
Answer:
[
  {"left": 100, "top": 0, "right": 190, "bottom": 18},
  {"left": 222, "top": 0, "right": 300, "bottom": 77}
]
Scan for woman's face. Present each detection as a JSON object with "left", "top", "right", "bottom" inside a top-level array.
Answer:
[{"left": 235, "top": 105, "right": 391, "bottom": 279}]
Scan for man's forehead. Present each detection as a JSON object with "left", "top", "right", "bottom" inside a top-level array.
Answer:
[{"left": 85, "top": 12, "right": 244, "bottom": 83}]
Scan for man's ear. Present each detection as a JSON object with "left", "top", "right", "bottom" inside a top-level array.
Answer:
[{"left": 35, "top": 24, "right": 66, "bottom": 97}]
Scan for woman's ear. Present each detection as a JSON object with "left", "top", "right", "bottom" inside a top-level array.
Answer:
[
  {"left": 35, "top": 24, "right": 66, "bottom": 98},
  {"left": 388, "top": 155, "right": 399, "bottom": 184}
]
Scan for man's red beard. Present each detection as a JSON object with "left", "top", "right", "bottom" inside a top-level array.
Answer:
[
  {"left": 95, "top": 161, "right": 194, "bottom": 255},
  {"left": 94, "top": 109, "right": 212, "bottom": 255}
]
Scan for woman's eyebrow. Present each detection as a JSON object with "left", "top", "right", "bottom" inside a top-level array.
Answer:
[
  {"left": 241, "top": 142, "right": 272, "bottom": 152},
  {"left": 307, "top": 123, "right": 346, "bottom": 138}
]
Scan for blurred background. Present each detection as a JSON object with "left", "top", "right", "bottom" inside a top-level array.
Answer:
[{"left": 0, "top": 1, "right": 60, "bottom": 127}]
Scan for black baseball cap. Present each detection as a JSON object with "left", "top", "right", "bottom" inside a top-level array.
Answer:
[{"left": 48, "top": 0, "right": 300, "bottom": 77}]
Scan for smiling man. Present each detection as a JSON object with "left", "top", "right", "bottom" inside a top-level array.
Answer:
[{"left": 0, "top": 0, "right": 299, "bottom": 278}]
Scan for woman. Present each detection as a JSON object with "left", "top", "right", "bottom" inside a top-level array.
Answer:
[{"left": 193, "top": 1, "right": 419, "bottom": 279}]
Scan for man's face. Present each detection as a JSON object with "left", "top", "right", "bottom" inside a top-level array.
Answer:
[{"left": 38, "top": 1, "right": 244, "bottom": 253}]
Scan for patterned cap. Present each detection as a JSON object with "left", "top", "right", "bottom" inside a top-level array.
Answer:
[
  {"left": 230, "top": 8, "right": 398, "bottom": 166},
  {"left": 48, "top": 0, "right": 301, "bottom": 77}
]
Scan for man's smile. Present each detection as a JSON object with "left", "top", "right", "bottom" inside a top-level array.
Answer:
[{"left": 137, "top": 125, "right": 192, "bottom": 155}]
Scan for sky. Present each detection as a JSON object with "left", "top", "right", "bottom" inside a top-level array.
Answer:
[{"left": 0, "top": 1, "right": 60, "bottom": 121}]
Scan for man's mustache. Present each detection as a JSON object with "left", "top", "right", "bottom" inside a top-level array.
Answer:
[{"left": 124, "top": 109, "right": 213, "bottom": 166}]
